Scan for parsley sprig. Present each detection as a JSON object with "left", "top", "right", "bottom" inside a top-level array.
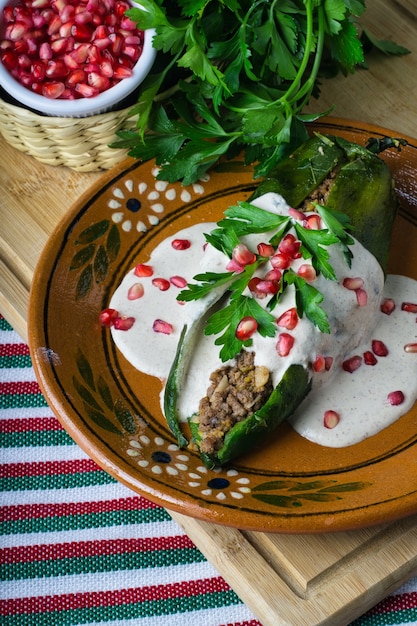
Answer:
[
  {"left": 112, "top": 0, "right": 409, "bottom": 184},
  {"left": 178, "top": 201, "right": 354, "bottom": 362}
]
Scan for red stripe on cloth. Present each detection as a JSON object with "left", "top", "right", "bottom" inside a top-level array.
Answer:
[
  {"left": 0, "top": 496, "right": 158, "bottom": 522},
  {"left": 0, "top": 343, "right": 30, "bottom": 357},
  {"left": 0, "top": 417, "right": 63, "bottom": 433},
  {"left": 0, "top": 576, "right": 231, "bottom": 615},
  {"left": 1, "top": 535, "right": 195, "bottom": 564},
  {"left": 0, "top": 458, "right": 99, "bottom": 478},
  {"left": 0, "top": 381, "right": 41, "bottom": 395},
  {"left": 366, "top": 591, "right": 417, "bottom": 614}
]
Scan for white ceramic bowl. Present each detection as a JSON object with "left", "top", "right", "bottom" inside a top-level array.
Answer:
[{"left": 0, "top": 0, "right": 156, "bottom": 117}]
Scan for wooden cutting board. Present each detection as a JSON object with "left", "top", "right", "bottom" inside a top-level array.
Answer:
[{"left": 2, "top": 1, "right": 417, "bottom": 623}]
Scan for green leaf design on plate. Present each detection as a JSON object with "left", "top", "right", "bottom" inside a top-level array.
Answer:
[
  {"left": 73, "top": 376, "right": 103, "bottom": 412},
  {"left": 83, "top": 402, "right": 122, "bottom": 435},
  {"left": 70, "top": 244, "right": 95, "bottom": 270},
  {"left": 97, "top": 375, "right": 114, "bottom": 410},
  {"left": 114, "top": 398, "right": 137, "bottom": 434},
  {"left": 106, "top": 224, "right": 121, "bottom": 262},
  {"left": 76, "top": 350, "right": 95, "bottom": 390},
  {"left": 252, "top": 479, "right": 372, "bottom": 508},
  {"left": 76, "top": 219, "right": 110, "bottom": 244},
  {"left": 73, "top": 351, "right": 137, "bottom": 436},
  {"left": 72, "top": 220, "right": 122, "bottom": 298},
  {"left": 94, "top": 245, "right": 109, "bottom": 283},
  {"left": 76, "top": 264, "right": 93, "bottom": 300}
]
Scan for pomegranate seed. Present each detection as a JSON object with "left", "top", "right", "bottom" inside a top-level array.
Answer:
[
  {"left": 152, "top": 277, "right": 170, "bottom": 291},
  {"left": 232, "top": 243, "right": 256, "bottom": 266},
  {"left": 113, "top": 66, "right": 133, "bottom": 79},
  {"left": 380, "top": 298, "right": 396, "bottom": 315},
  {"left": 288, "top": 207, "right": 306, "bottom": 221},
  {"left": 99, "top": 307, "right": 119, "bottom": 326},
  {"left": 153, "top": 319, "right": 173, "bottom": 335},
  {"left": 127, "top": 283, "right": 144, "bottom": 300},
  {"left": 257, "top": 242, "right": 274, "bottom": 257},
  {"left": 50, "top": 36, "right": 71, "bottom": 54},
  {"left": 39, "top": 42, "right": 53, "bottom": 60},
  {"left": 276, "top": 308, "right": 298, "bottom": 330},
  {"left": 236, "top": 316, "right": 258, "bottom": 341},
  {"left": 1, "top": 50, "right": 17, "bottom": 70},
  {"left": 363, "top": 350, "right": 377, "bottom": 365},
  {"left": 404, "top": 343, "right": 417, "bottom": 353},
  {"left": 66, "top": 68, "right": 86, "bottom": 87},
  {"left": 32, "top": 60, "right": 47, "bottom": 80},
  {"left": 88, "top": 72, "right": 110, "bottom": 91},
  {"left": 276, "top": 332, "right": 295, "bottom": 357},
  {"left": 324, "top": 410, "right": 340, "bottom": 429},
  {"left": 264, "top": 269, "right": 282, "bottom": 283},
  {"left": 324, "top": 356, "right": 333, "bottom": 371},
  {"left": 387, "top": 390, "right": 405, "bottom": 406},
  {"left": 134, "top": 263, "right": 153, "bottom": 277},
  {"left": 342, "top": 355, "right": 362, "bottom": 373},
  {"left": 343, "top": 277, "right": 364, "bottom": 290},
  {"left": 278, "top": 234, "right": 301, "bottom": 258},
  {"left": 47, "top": 15, "right": 62, "bottom": 36},
  {"left": 170, "top": 275, "right": 187, "bottom": 288},
  {"left": 171, "top": 238, "right": 191, "bottom": 250},
  {"left": 356, "top": 288, "right": 368, "bottom": 307},
  {"left": 248, "top": 277, "right": 265, "bottom": 298},
  {"left": 297, "top": 263, "right": 316, "bottom": 281},
  {"left": 100, "top": 59, "right": 114, "bottom": 76},
  {"left": 270, "top": 252, "right": 291, "bottom": 270},
  {"left": 401, "top": 302, "right": 417, "bottom": 313},
  {"left": 46, "top": 59, "right": 68, "bottom": 77},
  {"left": 75, "top": 82, "right": 99, "bottom": 97},
  {"left": 372, "top": 339, "right": 388, "bottom": 357},
  {"left": 226, "top": 258, "right": 244, "bottom": 274},
  {"left": 312, "top": 355, "right": 326, "bottom": 372},
  {"left": 258, "top": 279, "right": 280, "bottom": 295},
  {"left": 303, "top": 214, "right": 321, "bottom": 230},
  {"left": 113, "top": 316, "right": 135, "bottom": 331},
  {"left": 42, "top": 80, "right": 65, "bottom": 98}
]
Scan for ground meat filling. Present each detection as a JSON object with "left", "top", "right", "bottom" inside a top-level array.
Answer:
[
  {"left": 197, "top": 351, "right": 273, "bottom": 455},
  {"left": 299, "top": 165, "right": 341, "bottom": 211}
]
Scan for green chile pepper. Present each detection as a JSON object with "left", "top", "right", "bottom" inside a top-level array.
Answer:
[
  {"left": 252, "top": 134, "right": 398, "bottom": 272},
  {"left": 164, "top": 135, "right": 398, "bottom": 468}
]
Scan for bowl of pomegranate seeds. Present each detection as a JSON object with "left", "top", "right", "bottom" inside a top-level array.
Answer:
[{"left": 0, "top": 0, "right": 156, "bottom": 116}]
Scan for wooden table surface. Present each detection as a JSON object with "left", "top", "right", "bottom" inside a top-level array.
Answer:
[{"left": 1, "top": 1, "right": 417, "bottom": 624}]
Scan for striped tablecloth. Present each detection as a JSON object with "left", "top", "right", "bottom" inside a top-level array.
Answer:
[{"left": 1, "top": 314, "right": 417, "bottom": 626}]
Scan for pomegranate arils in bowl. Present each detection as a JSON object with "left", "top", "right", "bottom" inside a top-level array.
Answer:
[{"left": 0, "top": 0, "right": 156, "bottom": 116}]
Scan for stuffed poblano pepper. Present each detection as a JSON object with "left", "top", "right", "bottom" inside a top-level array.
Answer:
[{"left": 163, "top": 134, "right": 399, "bottom": 469}]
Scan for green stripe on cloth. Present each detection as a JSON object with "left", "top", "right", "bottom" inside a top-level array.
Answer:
[
  {"left": 0, "top": 317, "right": 13, "bottom": 331},
  {"left": 1, "top": 506, "right": 171, "bottom": 535},
  {"left": 1, "top": 547, "right": 207, "bottom": 580},
  {"left": 0, "top": 430, "right": 74, "bottom": 448},
  {"left": 351, "top": 608, "right": 417, "bottom": 625},
  {"left": 0, "top": 355, "right": 32, "bottom": 368},
  {"left": 0, "top": 394, "right": 48, "bottom": 409},
  {"left": 1, "top": 590, "right": 242, "bottom": 625},
  {"left": 0, "top": 470, "right": 116, "bottom": 492}
]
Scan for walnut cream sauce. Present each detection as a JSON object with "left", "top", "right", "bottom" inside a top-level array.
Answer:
[{"left": 109, "top": 192, "right": 417, "bottom": 448}]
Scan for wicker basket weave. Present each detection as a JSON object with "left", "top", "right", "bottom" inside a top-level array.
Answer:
[{"left": 0, "top": 97, "right": 138, "bottom": 172}]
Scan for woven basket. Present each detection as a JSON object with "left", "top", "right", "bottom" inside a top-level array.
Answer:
[{"left": 0, "top": 96, "right": 138, "bottom": 172}]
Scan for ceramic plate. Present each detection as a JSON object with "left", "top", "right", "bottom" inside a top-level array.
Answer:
[{"left": 28, "top": 118, "right": 417, "bottom": 533}]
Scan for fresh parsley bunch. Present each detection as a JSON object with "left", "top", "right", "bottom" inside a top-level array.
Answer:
[{"left": 113, "top": 0, "right": 408, "bottom": 184}]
